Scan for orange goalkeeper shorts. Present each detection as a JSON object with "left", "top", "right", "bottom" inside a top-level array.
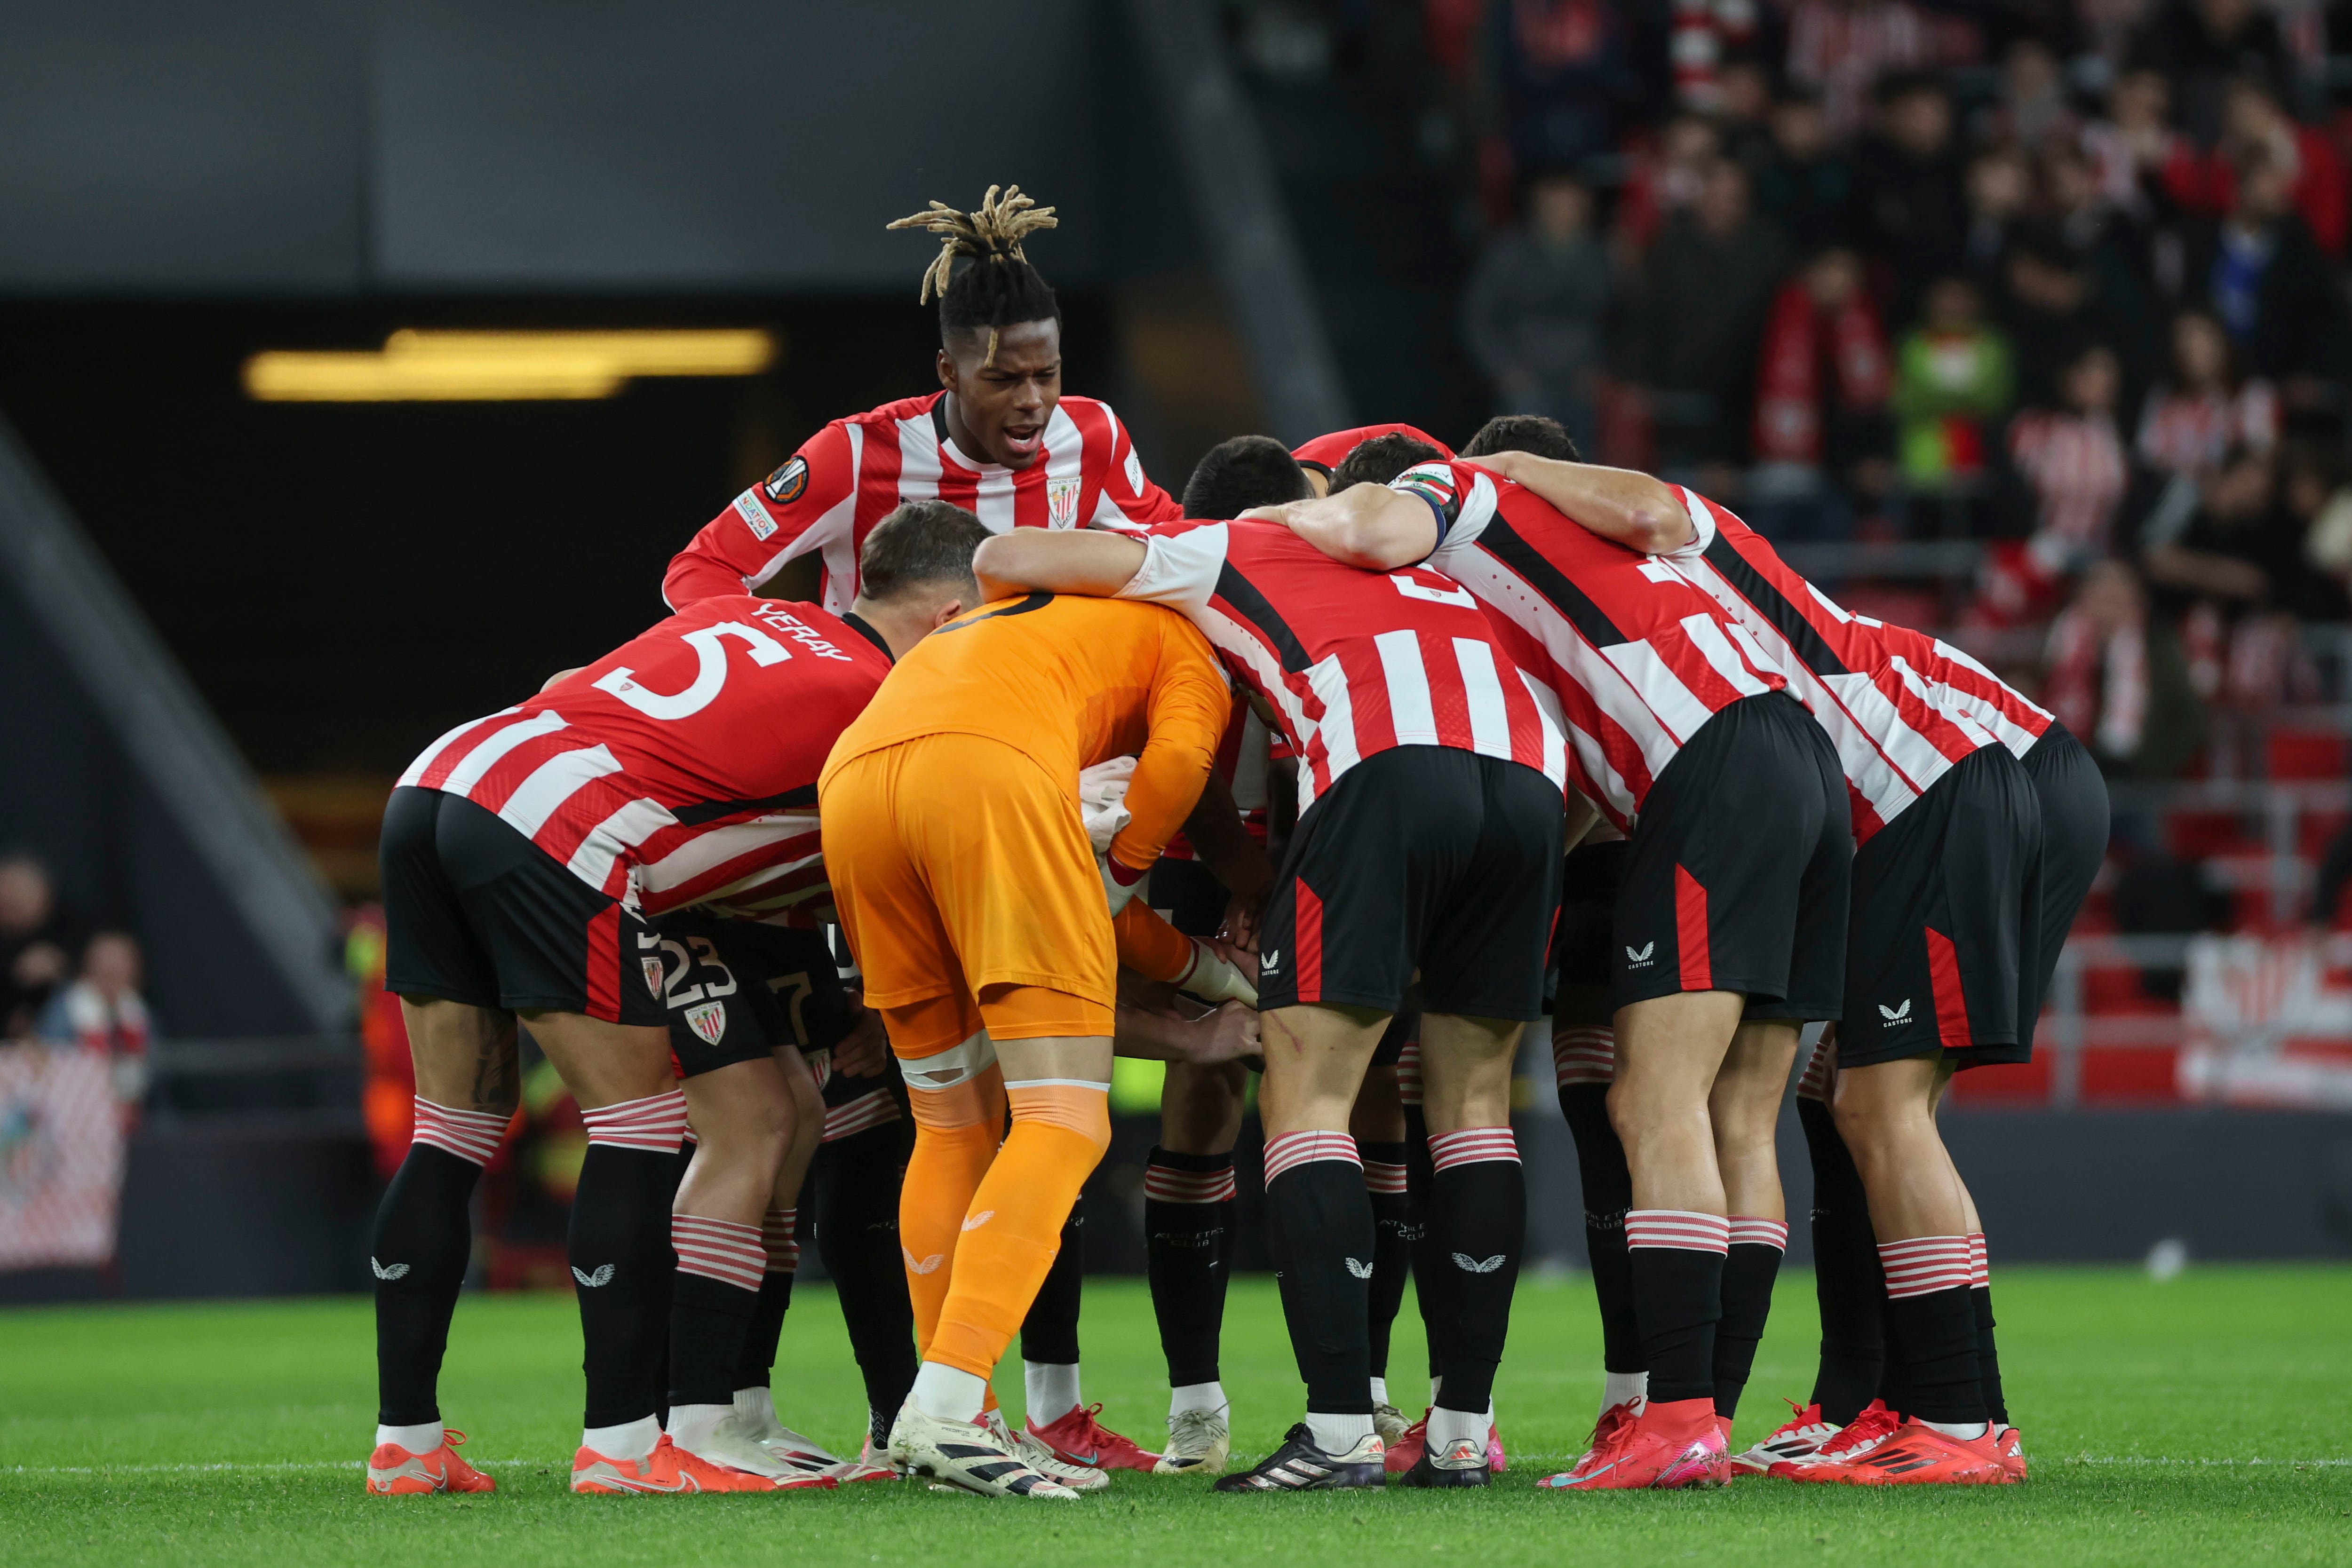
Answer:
[{"left": 821, "top": 733, "right": 1117, "bottom": 1049}]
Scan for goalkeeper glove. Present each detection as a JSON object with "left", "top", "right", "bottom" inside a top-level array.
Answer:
[{"left": 1177, "top": 939, "right": 1258, "bottom": 1008}]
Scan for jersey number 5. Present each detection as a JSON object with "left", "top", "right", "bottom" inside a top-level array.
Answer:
[{"left": 595, "top": 622, "right": 792, "bottom": 721}]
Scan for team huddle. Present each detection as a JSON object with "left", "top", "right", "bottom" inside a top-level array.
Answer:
[{"left": 363, "top": 183, "right": 2105, "bottom": 1499}]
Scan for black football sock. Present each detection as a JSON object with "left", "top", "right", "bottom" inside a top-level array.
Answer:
[
  {"left": 371, "top": 1141, "right": 485, "bottom": 1426},
  {"left": 1263, "top": 1134, "right": 1375, "bottom": 1416},
  {"left": 1018, "top": 1196, "right": 1084, "bottom": 1366},
  {"left": 1399, "top": 1098, "right": 1446, "bottom": 1386},
  {"left": 1627, "top": 1212, "right": 1728, "bottom": 1404},
  {"left": 1559, "top": 1082, "right": 1641, "bottom": 1377},
  {"left": 1800, "top": 1095, "right": 1884, "bottom": 1424},
  {"left": 1714, "top": 1220, "right": 1788, "bottom": 1420},
  {"left": 1144, "top": 1147, "right": 1238, "bottom": 1389},
  {"left": 1878, "top": 1237, "right": 1986, "bottom": 1426},
  {"left": 1424, "top": 1129, "right": 1524, "bottom": 1415},
  {"left": 1970, "top": 1232, "right": 2007, "bottom": 1425},
  {"left": 811, "top": 1122, "right": 917, "bottom": 1443},
  {"left": 667, "top": 1215, "right": 764, "bottom": 1409},
  {"left": 570, "top": 1137, "right": 686, "bottom": 1429},
  {"left": 1358, "top": 1140, "right": 1414, "bottom": 1384},
  {"left": 734, "top": 1209, "right": 798, "bottom": 1390}
]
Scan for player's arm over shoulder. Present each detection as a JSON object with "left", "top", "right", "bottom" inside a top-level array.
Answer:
[
  {"left": 973, "top": 526, "right": 1149, "bottom": 600},
  {"left": 662, "top": 421, "right": 857, "bottom": 609},
  {"left": 1463, "top": 451, "right": 1695, "bottom": 554}
]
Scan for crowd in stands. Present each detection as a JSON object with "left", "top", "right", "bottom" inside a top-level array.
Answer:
[
  {"left": 1432, "top": 0, "right": 2352, "bottom": 774},
  {"left": 1, "top": 852, "right": 151, "bottom": 1105}
]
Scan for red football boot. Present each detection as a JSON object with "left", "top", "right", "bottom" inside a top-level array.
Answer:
[
  {"left": 366, "top": 1428, "right": 496, "bottom": 1495},
  {"left": 1993, "top": 1425, "right": 2028, "bottom": 1482},
  {"left": 1774, "top": 1400, "right": 1899, "bottom": 1481},
  {"left": 1538, "top": 1395, "right": 1728, "bottom": 1491},
  {"left": 1735, "top": 1400, "right": 1839, "bottom": 1476},
  {"left": 1384, "top": 1409, "right": 1429, "bottom": 1474},
  {"left": 1817, "top": 1419, "right": 2008, "bottom": 1486},
  {"left": 1024, "top": 1402, "right": 1160, "bottom": 1473}
]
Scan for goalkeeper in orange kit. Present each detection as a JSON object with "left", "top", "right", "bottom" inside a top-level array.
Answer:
[{"left": 819, "top": 588, "right": 1232, "bottom": 1499}]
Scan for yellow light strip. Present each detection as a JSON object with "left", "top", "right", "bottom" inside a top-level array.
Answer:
[{"left": 242, "top": 328, "right": 779, "bottom": 402}]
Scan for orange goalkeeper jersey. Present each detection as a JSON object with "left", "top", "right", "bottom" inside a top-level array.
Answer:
[{"left": 822, "top": 591, "right": 1230, "bottom": 872}]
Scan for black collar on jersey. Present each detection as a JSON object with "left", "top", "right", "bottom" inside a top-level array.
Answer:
[{"left": 841, "top": 611, "right": 893, "bottom": 662}]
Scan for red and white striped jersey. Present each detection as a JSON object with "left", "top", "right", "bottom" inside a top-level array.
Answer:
[
  {"left": 664, "top": 392, "right": 1180, "bottom": 612},
  {"left": 1663, "top": 488, "right": 1999, "bottom": 842},
  {"left": 1394, "top": 460, "right": 1788, "bottom": 832},
  {"left": 1863, "top": 619, "right": 2055, "bottom": 761},
  {"left": 397, "top": 597, "right": 891, "bottom": 924},
  {"left": 1114, "top": 517, "right": 1567, "bottom": 812},
  {"left": 1292, "top": 423, "right": 1454, "bottom": 483}
]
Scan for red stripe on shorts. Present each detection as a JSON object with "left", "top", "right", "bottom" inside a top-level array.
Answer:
[
  {"left": 1294, "top": 879, "right": 1325, "bottom": 1003},
  {"left": 1925, "top": 926, "right": 1970, "bottom": 1047},
  {"left": 1675, "top": 865, "right": 1711, "bottom": 991},
  {"left": 586, "top": 903, "right": 621, "bottom": 1022}
]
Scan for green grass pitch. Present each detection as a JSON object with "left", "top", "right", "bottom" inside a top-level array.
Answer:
[{"left": 2, "top": 1267, "right": 2346, "bottom": 1566}]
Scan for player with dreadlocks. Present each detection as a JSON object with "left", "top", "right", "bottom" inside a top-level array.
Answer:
[
  {"left": 661, "top": 185, "right": 1231, "bottom": 1478},
  {"left": 664, "top": 184, "right": 1182, "bottom": 613}
]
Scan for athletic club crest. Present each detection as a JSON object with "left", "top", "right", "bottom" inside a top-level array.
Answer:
[
  {"left": 684, "top": 1000, "right": 727, "bottom": 1046},
  {"left": 641, "top": 957, "right": 665, "bottom": 997},
  {"left": 1046, "top": 475, "right": 1082, "bottom": 528}
]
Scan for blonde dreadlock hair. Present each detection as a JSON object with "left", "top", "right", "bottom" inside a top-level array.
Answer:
[{"left": 886, "top": 183, "right": 1062, "bottom": 367}]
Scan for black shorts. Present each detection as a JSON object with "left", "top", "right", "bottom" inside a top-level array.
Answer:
[
  {"left": 1147, "top": 856, "right": 1232, "bottom": 940},
  {"left": 648, "top": 910, "right": 856, "bottom": 1078},
  {"left": 1614, "top": 691, "right": 1851, "bottom": 1018},
  {"left": 1554, "top": 839, "right": 1632, "bottom": 990},
  {"left": 2015, "top": 722, "right": 2109, "bottom": 1052},
  {"left": 1257, "top": 746, "right": 1565, "bottom": 1021},
  {"left": 381, "top": 785, "right": 666, "bottom": 1026},
  {"left": 1842, "top": 742, "right": 2044, "bottom": 1070}
]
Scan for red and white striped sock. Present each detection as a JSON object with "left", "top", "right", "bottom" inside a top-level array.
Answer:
[
  {"left": 1262, "top": 1130, "right": 1360, "bottom": 1184},
  {"left": 1551, "top": 1026, "right": 1615, "bottom": 1088},
  {"left": 762, "top": 1208, "right": 799, "bottom": 1274},
  {"left": 822, "top": 1086, "right": 902, "bottom": 1143},
  {"left": 1359, "top": 1141, "right": 1409, "bottom": 1195},
  {"left": 411, "top": 1099, "right": 509, "bottom": 1166},
  {"left": 1394, "top": 1040, "right": 1423, "bottom": 1108},
  {"left": 579, "top": 1087, "right": 689, "bottom": 1153},
  {"left": 1625, "top": 1209, "right": 1731, "bottom": 1253},
  {"left": 1429, "top": 1125, "right": 1520, "bottom": 1170},
  {"left": 1144, "top": 1157, "right": 1239, "bottom": 1204},
  {"left": 1729, "top": 1215, "right": 1789, "bottom": 1252},
  {"left": 1878, "top": 1235, "right": 1976, "bottom": 1299},
  {"left": 1967, "top": 1231, "right": 1988, "bottom": 1289},
  {"left": 673, "top": 1213, "right": 765, "bottom": 1292}
]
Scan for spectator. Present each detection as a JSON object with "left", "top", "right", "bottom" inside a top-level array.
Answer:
[
  {"left": 1979, "top": 36, "right": 2080, "bottom": 149},
  {"left": 1783, "top": 0, "right": 1945, "bottom": 142},
  {"left": 1750, "top": 90, "right": 1854, "bottom": 254},
  {"left": 2188, "top": 144, "right": 2352, "bottom": 387},
  {"left": 1626, "top": 157, "right": 1794, "bottom": 477},
  {"left": 1963, "top": 146, "right": 2031, "bottom": 281},
  {"left": 2293, "top": 440, "right": 2352, "bottom": 594},
  {"left": 2136, "top": 307, "right": 2280, "bottom": 478},
  {"left": 2009, "top": 342, "right": 2133, "bottom": 566},
  {"left": 1615, "top": 113, "right": 1721, "bottom": 251},
  {"left": 1851, "top": 72, "right": 1972, "bottom": 311},
  {"left": 2043, "top": 559, "right": 2208, "bottom": 777},
  {"left": 1666, "top": 0, "right": 1765, "bottom": 113},
  {"left": 1998, "top": 230, "right": 2151, "bottom": 408},
  {"left": 2082, "top": 67, "right": 2182, "bottom": 222},
  {"left": 2139, "top": 442, "right": 2346, "bottom": 620},
  {"left": 1491, "top": 0, "right": 1643, "bottom": 171},
  {"left": 1712, "top": 57, "right": 1780, "bottom": 169},
  {"left": 2161, "top": 75, "right": 2350, "bottom": 260},
  {"left": 2128, "top": 0, "right": 2292, "bottom": 144},
  {"left": 37, "top": 930, "right": 152, "bottom": 1110},
  {"left": 1462, "top": 169, "right": 1612, "bottom": 455},
  {"left": 1748, "top": 245, "right": 1893, "bottom": 539},
  {"left": 1892, "top": 275, "right": 2014, "bottom": 496},
  {"left": 0, "top": 854, "right": 86, "bottom": 1041}
]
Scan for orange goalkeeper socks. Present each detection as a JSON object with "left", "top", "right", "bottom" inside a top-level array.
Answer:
[{"left": 923, "top": 1081, "right": 1111, "bottom": 1380}]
